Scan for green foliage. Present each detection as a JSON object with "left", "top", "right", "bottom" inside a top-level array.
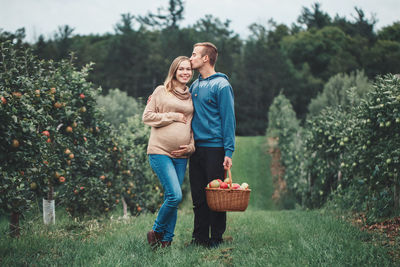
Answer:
[
  {"left": 0, "top": 41, "right": 123, "bottom": 217},
  {"left": 303, "top": 107, "right": 356, "bottom": 208},
  {"left": 378, "top": 21, "right": 400, "bottom": 42},
  {"left": 266, "top": 93, "right": 302, "bottom": 207},
  {"left": 269, "top": 74, "right": 400, "bottom": 222},
  {"left": 307, "top": 70, "right": 372, "bottom": 118},
  {"left": 365, "top": 40, "right": 400, "bottom": 77},
  {"left": 0, "top": 0, "right": 400, "bottom": 138},
  {"left": 96, "top": 88, "right": 143, "bottom": 128},
  {"left": 4, "top": 3, "right": 400, "bottom": 136},
  {"left": 116, "top": 115, "right": 162, "bottom": 214},
  {"left": 281, "top": 26, "right": 357, "bottom": 81}
]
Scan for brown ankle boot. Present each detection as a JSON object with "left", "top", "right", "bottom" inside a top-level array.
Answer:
[
  {"left": 147, "top": 230, "right": 163, "bottom": 248},
  {"left": 161, "top": 241, "right": 172, "bottom": 248}
]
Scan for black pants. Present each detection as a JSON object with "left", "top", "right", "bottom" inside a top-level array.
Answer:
[{"left": 189, "top": 146, "right": 226, "bottom": 243}]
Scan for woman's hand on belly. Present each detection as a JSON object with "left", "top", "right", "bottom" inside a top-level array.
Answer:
[
  {"left": 171, "top": 145, "right": 190, "bottom": 157},
  {"left": 174, "top": 113, "right": 187, "bottom": 124}
]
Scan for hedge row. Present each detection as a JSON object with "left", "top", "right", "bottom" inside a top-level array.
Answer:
[{"left": 267, "top": 74, "right": 400, "bottom": 222}]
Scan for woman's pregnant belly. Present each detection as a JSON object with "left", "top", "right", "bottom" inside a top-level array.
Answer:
[{"left": 150, "top": 122, "right": 191, "bottom": 153}]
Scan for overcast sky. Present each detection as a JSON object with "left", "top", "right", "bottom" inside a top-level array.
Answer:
[{"left": 1, "top": 0, "right": 399, "bottom": 43}]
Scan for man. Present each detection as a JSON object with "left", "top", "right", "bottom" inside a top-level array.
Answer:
[{"left": 188, "top": 42, "right": 236, "bottom": 248}]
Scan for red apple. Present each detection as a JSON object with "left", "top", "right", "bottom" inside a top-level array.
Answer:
[
  {"left": 12, "top": 139, "right": 20, "bottom": 148},
  {"left": 54, "top": 102, "right": 62, "bottom": 108},
  {"left": 12, "top": 92, "right": 22, "bottom": 98},
  {"left": 220, "top": 182, "right": 228, "bottom": 189},
  {"left": 42, "top": 130, "right": 50, "bottom": 137},
  {"left": 232, "top": 183, "right": 241, "bottom": 190},
  {"left": 80, "top": 93, "right": 85, "bottom": 99}
]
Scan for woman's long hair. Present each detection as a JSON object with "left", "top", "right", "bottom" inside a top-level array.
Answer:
[{"left": 164, "top": 56, "right": 192, "bottom": 92}]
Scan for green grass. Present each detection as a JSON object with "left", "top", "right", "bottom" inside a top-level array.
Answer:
[
  {"left": 231, "top": 136, "right": 275, "bottom": 210},
  {"left": 0, "top": 136, "right": 397, "bottom": 266}
]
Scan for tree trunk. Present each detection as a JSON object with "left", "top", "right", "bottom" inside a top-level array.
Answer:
[
  {"left": 47, "top": 184, "right": 54, "bottom": 201},
  {"left": 43, "top": 184, "right": 55, "bottom": 225},
  {"left": 10, "top": 212, "right": 20, "bottom": 238},
  {"left": 122, "top": 197, "right": 128, "bottom": 218},
  {"left": 394, "top": 173, "right": 399, "bottom": 211}
]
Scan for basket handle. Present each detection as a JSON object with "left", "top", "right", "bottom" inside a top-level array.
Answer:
[{"left": 224, "top": 168, "right": 233, "bottom": 188}]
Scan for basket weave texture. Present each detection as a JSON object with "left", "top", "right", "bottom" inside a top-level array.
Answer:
[{"left": 205, "top": 169, "right": 251, "bottom": 212}]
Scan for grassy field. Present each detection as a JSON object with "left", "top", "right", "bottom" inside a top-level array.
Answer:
[{"left": 0, "top": 136, "right": 397, "bottom": 266}]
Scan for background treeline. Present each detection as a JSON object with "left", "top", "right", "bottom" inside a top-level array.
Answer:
[{"left": 1, "top": 1, "right": 400, "bottom": 135}]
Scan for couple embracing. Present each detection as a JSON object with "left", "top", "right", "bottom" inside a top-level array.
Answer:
[{"left": 142, "top": 42, "right": 235, "bottom": 249}]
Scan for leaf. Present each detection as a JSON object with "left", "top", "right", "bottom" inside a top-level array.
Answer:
[{"left": 12, "top": 115, "right": 18, "bottom": 123}]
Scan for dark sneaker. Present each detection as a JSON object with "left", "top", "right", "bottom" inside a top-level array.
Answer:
[
  {"left": 188, "top": 238, "right": 209, "bottom": 248},
  {"left": 147, "top": 230, "right": 163, "bottom": 248},
  {"left": 209, "top": 240, "right": 223, "bottom": 249}
]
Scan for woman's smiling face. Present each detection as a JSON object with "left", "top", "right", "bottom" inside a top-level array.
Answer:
[{"left": 175, "top": 60, "right": 192, "bottom": 85}]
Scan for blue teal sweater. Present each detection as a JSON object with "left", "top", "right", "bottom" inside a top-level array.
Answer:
[{"left": 189, "top": 73, "right": 236, "bottom": 158}]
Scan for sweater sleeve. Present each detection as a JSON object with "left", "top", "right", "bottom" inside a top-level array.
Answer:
[
  {"left": 142, "top": 88, "right": 182, "bottom": 128},
  {"left": 218, "top": 84, "right": 236, "bottom": 158}
]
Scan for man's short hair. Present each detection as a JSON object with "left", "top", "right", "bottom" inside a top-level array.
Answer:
[{"left": 194, "top": 42, "right": 218, "bottom": 66}]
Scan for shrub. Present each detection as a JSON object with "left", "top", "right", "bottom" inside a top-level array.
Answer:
[
  {"left": 116, "top": 115, "right": 163, "bottom": 214},
  {"left": 96, "top": 88, "right": 143, "bottom": 128}
]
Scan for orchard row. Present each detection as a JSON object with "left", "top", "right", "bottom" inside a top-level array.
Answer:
[
  {"left": 0, "top": 41, "right": 162, "bottom": 228},
  {"left": 267, "top": 74, "right": 400, "bottom": 223}
]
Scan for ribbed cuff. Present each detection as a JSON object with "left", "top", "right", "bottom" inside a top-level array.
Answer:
[{"left": 225, "top": 150, "right": 233, "bottom": 158}]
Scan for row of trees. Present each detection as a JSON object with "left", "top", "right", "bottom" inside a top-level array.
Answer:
[
  {"left": 1, "top": 1, "right": 400, "bottom": 135},
  {"left": 0, "top": 41, "right": 163, "bottom": 236},
  {"left": 267, "top": 72, "right": 400, "bottom": 223}
]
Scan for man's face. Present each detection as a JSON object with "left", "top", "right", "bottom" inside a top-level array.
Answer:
[{"left": 190, "top": 46, "right": 205, "bottom": 70}]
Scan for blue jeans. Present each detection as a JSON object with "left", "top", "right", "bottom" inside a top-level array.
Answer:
[{"left": 149, "top": 154, "right": 187, "bottom": 242}]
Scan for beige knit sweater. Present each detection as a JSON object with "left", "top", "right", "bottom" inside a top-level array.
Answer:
[{"left": 142, "top": 85, "right": 195, "bottom": 158}]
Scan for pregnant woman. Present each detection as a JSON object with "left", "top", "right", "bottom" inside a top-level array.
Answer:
[{"left": 142, "top": 56, "right": 195, "bottom": 248}]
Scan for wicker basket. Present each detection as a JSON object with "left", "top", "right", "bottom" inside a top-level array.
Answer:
[{"left": 205, "top": 169, "right": 251, "bottom": 212}]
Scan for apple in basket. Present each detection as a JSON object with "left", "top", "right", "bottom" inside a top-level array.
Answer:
[
  {"left": 207, "top": 180, "right": 220, "bottom": 188},
  {"left": 224, "top": 178, "right": 230, "bottom": 183},
  {"left": 232, "top": 183, "right": 241, "bottom": 189},
  {"left": 241, "top": 183, "right": 250, "bottom": 190},
  {"left": 219, "top": 182, "right": 229, "bottom": 189}
]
